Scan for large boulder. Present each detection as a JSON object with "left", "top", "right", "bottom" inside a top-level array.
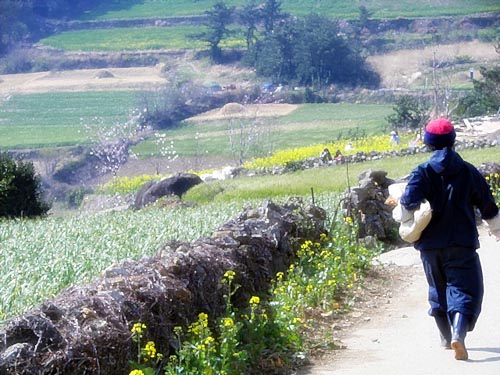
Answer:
[{"left": 134, "top": 173, "right": 203, "bottom": 209}]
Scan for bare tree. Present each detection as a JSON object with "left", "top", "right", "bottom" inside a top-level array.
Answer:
[
  {"left": 226, "top": 109, "right": 279, "bottom": 165},
  {"left": 430, "top": 51, "right": 460, "bottom": 118},
  {"left": 82, "top": 110, "right": 144, "bottom": 177}
]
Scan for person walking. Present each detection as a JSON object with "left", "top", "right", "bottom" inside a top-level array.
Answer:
[{"left": 399, "top": 118, "right": 500, "bottom": 361}]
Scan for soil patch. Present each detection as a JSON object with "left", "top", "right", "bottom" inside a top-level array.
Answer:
[
  {"left": 0, "top": 66, "right": 168, "bottom": 94},
  {"left": 367, "top": 41, "right": 498, "bottom": 88},
  {"left": 187, "top": 103, "right": 299, "bottom": 121}
]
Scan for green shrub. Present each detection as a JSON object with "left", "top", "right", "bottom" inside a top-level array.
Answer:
[
  {"left": 66, "top": 187, "right": 93, "bottom": 208},
  {"left": 0, "top": 153, "right": 50, "bottom": 218}
]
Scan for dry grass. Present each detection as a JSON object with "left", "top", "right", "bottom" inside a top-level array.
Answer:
[{"left": 367, "top": 41, "right": 499, "bottom": 88}]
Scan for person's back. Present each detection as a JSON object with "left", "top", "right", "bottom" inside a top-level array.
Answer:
[
  {"left": 399, "top": 118, "right": 500, "bottom": 361},
  {"left": 401, "top": 147, "right": 496, "bottom": 250}
]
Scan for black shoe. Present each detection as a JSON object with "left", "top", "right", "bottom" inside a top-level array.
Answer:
[
  {"left": 451, "top": 313, "right": 469, "bottom": 360},
  {"left": 434, "top": 315, "right": 451, "bottom": 349}
]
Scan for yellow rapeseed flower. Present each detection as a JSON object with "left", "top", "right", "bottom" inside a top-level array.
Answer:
[
  {"left": 198, "top": 312, "right": 208, "bottom": 324},
  {"left": 143, "top": 341, "right": 157, "bottom": 359},
  {"left": 131, "top": 323, "right": 146, "bottom": 335},
  {"left": 249, "top": 296, "right": 260, "bottom": 305},
  {"left": 188, "top": 322, "right": 202, "bottom": 335},
  {"left": 223, "top": 317, "right": 234, "bottom": 327},
  {"left": 129, "top": 370, "right": 145, "bottom": 375},
  {"left": 224, "top": 270, "right": 236, "bottom": 281}
]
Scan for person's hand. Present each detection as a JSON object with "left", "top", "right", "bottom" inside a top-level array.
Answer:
[
  {"left": 384, "top": 196, "right": 398, "bottom": 208},
  {"left": 489, "top": 231, "right": 500, "bottom": 241},
  {"left": 484, "top": 214, "right": 500, "bottom": 241}
]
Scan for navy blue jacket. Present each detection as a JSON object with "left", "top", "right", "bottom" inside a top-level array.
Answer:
[{"left": 400, "top": 147, "right": 499, "bottom": 251}]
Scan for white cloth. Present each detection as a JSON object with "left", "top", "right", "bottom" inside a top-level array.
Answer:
[
  {"left": 388, "top": 183, "right": 433, "bottom": 243},
  {"left": 484, "top": 212, "right": 500, "bottom": 237}
]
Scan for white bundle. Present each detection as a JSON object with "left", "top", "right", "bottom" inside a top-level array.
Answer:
[{"left": 387, "top": 183, "right": 432, "bottom": 243}]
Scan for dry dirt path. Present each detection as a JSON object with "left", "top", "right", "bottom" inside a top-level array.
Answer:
[{"left": 300, "top": 226, "right": 500, "bottom": 375}]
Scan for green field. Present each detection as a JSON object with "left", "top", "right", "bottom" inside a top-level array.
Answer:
[
  {"left": 0, "top": 97, "right": 393, "bottom": 156},
  {"left": 185, "top": 146, "right": 500, "bottom": 202},
  {"left": 81, "top": 0, "right": 500, "bottom": 20},
  {"left": 0, "top": 91, "right": 140, "bottom": 149},
  {"left": 131, "top": 103, "right": 393, "bottom": 159},
  {"left": 0, "top": 199, "right": 249, "bottom": 322},
  {"left": 39, "top": 0, "right": 500, "bottom": 53},
  {"left": 40, "top": 26, "right": 246, "bottom": 52}
]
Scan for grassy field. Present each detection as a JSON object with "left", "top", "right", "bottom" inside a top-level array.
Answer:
[
  {"left": 184, "top": 146, "right": 500, "bottom": 202},
  {"left": 40, "top": 26, "right": 246, "bottom": 52},
  {"left": 80, "top": 0, "right": 500, "bottom": 20},
  {"left": 0, "top": 91, "right": 140, "bottom": 149},
  {"left": 37, "top": 0, "right": 500, "bottom": 52},
  {"left": 131, "top": 103, "right": 393, "bottom": 159},
  {"left": 1, "top": 99, "right": 392, "bottom": 153}
]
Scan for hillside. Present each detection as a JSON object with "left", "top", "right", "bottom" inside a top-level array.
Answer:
[
  {"left": 0, "top": 0, "right": 499, "bottom": 202},
  {"left": 2, "top": 41, "right": 497, "bottom": 95}
]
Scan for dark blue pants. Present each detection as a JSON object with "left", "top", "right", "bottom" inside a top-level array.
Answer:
[{"left": 420, "top": 246, "right": 484, "bottom": 330}]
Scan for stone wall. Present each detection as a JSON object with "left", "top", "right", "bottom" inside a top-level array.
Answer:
[
  {"left": 0, "top": 199, "right": 326, "bottom": 375},
  {"left": 343, "top": 170, "right": 400, "bottom": 244}
]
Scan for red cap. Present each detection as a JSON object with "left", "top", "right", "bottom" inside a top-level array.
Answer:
[{"left": 424, "top": 118, "right": 456, "bottom": 149}]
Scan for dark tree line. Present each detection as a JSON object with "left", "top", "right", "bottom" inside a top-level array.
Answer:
[
  {"left": 0, "top": 0, "right": 102, "bottom": 55},
  {"left": 200, "top": 1, "right": 379, "bottom": 88}
]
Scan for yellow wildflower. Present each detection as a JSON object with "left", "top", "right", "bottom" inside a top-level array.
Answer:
[
  {"left": 143, "top": 341, "right": 157, "bottom": 359},
  {"left": 223, "top": 317, "right": 234, "bottom": 327},
  {"left": 249, "top": 296, "right": 260, "bottom": 305},
  {"left": 131, "top": 323, "right": 146, "bottom": 335},
  {"left": 198, "top": 312, "right": 209, "bottom": 327},
  {"left": 224, "top": 270, "right": 235, "bottom": 281}
]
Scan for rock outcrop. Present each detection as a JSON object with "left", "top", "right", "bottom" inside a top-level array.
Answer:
[
  {"left": 344, "top": 170, "right": 400, "bottom": 243},
  {"left": 134, "top": 173, "right": 203, "bottom": 209}
]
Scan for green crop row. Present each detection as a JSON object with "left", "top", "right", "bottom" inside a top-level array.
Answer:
[
  {"left": 0, "top": 91, "right": 139, "bottom": 149},
  {"left": 40, "top": 26, "right": 246, "bottom": 52},
  {"left": 0, "top": 200, "right": 251, "bottom": 323}
]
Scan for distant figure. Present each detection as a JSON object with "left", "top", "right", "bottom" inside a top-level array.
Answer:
[
  {"left": 409, "top": 132, "right": 422, "bottom": 149},
  {"left": 390, "top": 130, "right": 400, "bottom": 146},
  {"left": 334, "top": 149, "right": 344, "bottom": 164},
  {"left": 320, "top": 147, "right": 333, "bottom": 163}
]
